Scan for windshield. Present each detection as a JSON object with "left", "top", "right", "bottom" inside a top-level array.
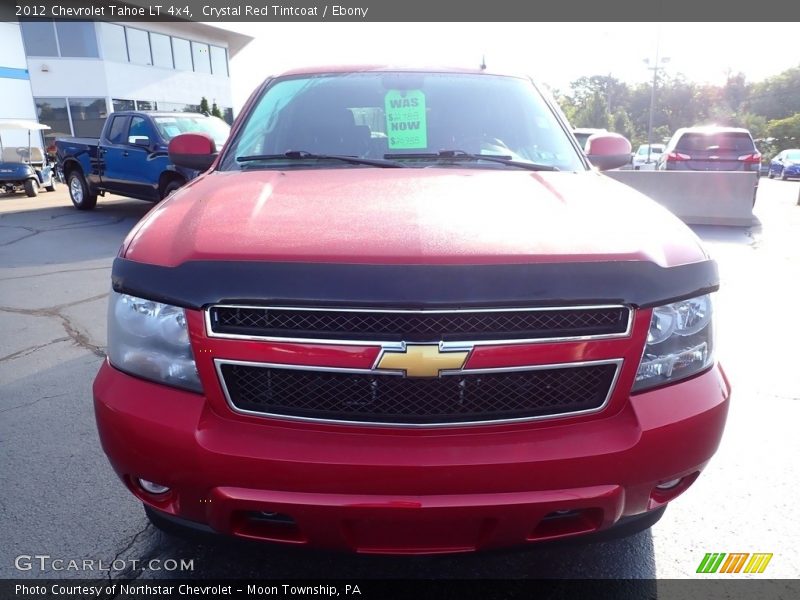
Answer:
[
  {"left": 152, "top": 116, "right": 230, "bottom": 147},
  {"left": 676, "top": 132, "right": 754, "bottom": 153},
  {"left": 637, "top": 145, "right": 663, "bottom": 155},
  {"left": 220, "top": 72, "right": 584, "bottom": 171},
  {"left": 784, "top": 150, "right": 800, "bottom": 161}
]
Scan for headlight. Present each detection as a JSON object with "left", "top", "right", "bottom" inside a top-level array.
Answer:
[
  {"left": 633, "top": 294, "right": 714, "bottom": 392},
  {"left": 107, "top": 291, "right": 202, "bottom": 393}
]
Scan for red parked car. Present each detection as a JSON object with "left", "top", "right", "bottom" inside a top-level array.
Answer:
[{"left": 94, "top": 66, "right": 729, "bottom": 554}]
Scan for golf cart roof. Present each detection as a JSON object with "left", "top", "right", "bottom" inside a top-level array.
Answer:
[{"left": 0, "top": 120, "right": 51, "bottom": 131}]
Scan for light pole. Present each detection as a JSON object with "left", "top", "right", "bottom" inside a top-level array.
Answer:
[{"left": 644, "top": 38, "right": 670, "bottom": 164}]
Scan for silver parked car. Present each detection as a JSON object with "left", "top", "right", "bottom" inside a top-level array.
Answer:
[
  {"left": 632, "top": 143, "right": 665, "bottom": 170},
  {"left": 657, "top": 126, "right": 761, "bottom": 174}
]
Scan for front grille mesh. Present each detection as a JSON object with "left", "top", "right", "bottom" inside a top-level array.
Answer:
[
  {"left": 209, "top": 306, "right": 629, "bottom": 342},
  {"left": 219, "top": 363, "right": 617, "bottom": 425}
]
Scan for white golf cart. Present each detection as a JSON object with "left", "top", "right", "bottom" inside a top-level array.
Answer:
[{"left": 0, "top": 120, "right": 57, "bottom": 197}]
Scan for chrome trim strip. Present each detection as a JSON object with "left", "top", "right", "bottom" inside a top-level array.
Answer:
[
  {"left": 204, "top": 305, "right": 633, "bottom": 346},
  {"left": 213, "top": 357, "right": 623, "bottom": 429}
]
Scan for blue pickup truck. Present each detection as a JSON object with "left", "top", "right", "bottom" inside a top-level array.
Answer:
[{"left": 56, "top": 111, "right": 229, "bottom": 210}]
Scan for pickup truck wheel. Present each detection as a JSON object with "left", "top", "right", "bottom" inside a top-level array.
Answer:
[
  {"left": 68, "top": 171, "right": 97, "bottom": 210},
  {"left": 161, "top": 179, "right": 184, "bottom": 200},
  {"left": 23, "top": 179, "right": 38, "bottom": 197}
]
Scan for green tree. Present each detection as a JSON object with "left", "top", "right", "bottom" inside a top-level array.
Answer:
[
  {"left": 745, "top": 67, "right": 800, "bottom": 121},
  {"left": 211, "top": 101, "right": 223, "bottom": 119},
  {"left": 767, "top": 112, "right": 800, "bottom": 148},
  {"left": 572, "top": 91, "right": 612, "bottom": 130},
  {"left": 199, "top": 96, "right": 210, "bottom": 115},
  {"left": 735, "top": 112, "right": 768, "bottom": 140}
]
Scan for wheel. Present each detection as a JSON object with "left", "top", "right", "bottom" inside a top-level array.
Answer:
[
  {"left": 161, "top": 179, "right": 184, "bottom": 200},
  {"left": 23, "top": 179, "right": 38, "bottom": 197},
  {"left": 67, "top": 170, "right": 97, "bottom": 210},
  {"left": 781, "top": 168, "right": 789, "bottom": 181},
  {"left": 767, "top": 169, "right": 774, "bottom": 179},
  {"left": 45, "top": 178, "right": 56, "bottom": 192}
]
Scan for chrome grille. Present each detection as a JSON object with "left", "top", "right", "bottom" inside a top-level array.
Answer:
[
  {"left": 208, "top": 305, "right": 630, "bottom": 342},
  {"left": 217, "top": 361, "right": 619, "bottom": 426}
]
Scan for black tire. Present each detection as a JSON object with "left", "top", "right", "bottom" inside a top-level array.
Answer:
[
  {"left": 23, "top": 179, "right": 38, "bottom": 197},
  {"left": 781, "top": 168, "right": 789, "bottom": 181},
  {"left": 45, "top": 179, "right": 56, "bottom": 192},
  {"left": 67, "top": 170, "right": 97, "bottom": 210},
  {"left": 767, "top": 170, "right": 774, "bottom": 179},
  {"left": 161, "top": 179, "right": 184, "bottom": 200}
]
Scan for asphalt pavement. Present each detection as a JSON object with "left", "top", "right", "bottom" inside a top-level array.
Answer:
[{"left": 1, "top": 179, "right": 798, "bottom": 582}]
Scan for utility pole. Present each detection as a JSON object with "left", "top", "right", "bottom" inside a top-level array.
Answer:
[{"left": 644, "top": 30, "right": 670, "bottom": 164}]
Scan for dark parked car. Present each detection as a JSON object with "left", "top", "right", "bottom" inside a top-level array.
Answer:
[
  {"left": 657, "top": 126, "right": 761, "bottom": 174},
  {"left": 767, "top": 149, "right": 800, "bottom": 180},
  {"left": 573, "top": 127, "right": 608, "bottom": 151}
]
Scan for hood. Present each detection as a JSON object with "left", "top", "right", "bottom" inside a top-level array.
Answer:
[{"left": 124, "top": 167, "right": 707, "bottom": 268}]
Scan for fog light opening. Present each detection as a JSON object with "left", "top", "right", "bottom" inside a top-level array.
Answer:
[
  {"left": 649, "top": 471, "right": 701, "bottom": 508},
  {"left": 655, "top": 478, "right": 683, "bottom": 491},
  {"left": 138, "top": 478, "right": 171, "bottom": 495}
]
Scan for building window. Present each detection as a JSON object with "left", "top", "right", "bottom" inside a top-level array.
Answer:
[
  {"left": 210, "top": 45, "right": 228, "bottom": 77},
  {"left": 172, "top": 38, "right": 192, "bottom": 71},
  {"left": 158, "top": 101, "right": 201, "bottom": 114},
  {"left": 20, "top": 21, "right": 59, "bottom": 57},
  {"left": 125, "top": 27, "right": 152, "bottom": 65},
  {"left": 191, "top": 41, "right": 211, "bottom": 74},
  {"left": 35, "top": 98, "right": 71, "bottom": 150},
  {"left": 112, "top": 99, "right": 135, "bottom": 112},
  {"left": 68, "top": 98, "right": 107, "bottom": 137},
  {"left": 55, "top": 22, "right": 99, "bottom": 58},
  {"left": 99, "top": 23, "right": 128, "bottom": 62},
  {"left": 150, "top": 33, "right": 173, "bottom": 69},
  {"left": 135, "top": 101, "right": 156, "bottom": 111}
]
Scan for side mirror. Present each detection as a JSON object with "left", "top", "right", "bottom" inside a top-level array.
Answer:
[
  {"left": 129, "top": 135, "right": 151, "bottom": 147},
  {"left": 168, "top": 133, "right": 218, "bottom": 171},
  {"left": 586, "top": 133, "right": 633, "bottom": 171}
]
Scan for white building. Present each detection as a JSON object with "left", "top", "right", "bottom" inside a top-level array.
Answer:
[{"left": 0, "top": 20, "right": 252, "bottom": 153}]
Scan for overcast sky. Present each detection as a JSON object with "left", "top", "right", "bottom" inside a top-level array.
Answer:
[{"left": 223, "top": 22, "right": 799, "bottom": 112}]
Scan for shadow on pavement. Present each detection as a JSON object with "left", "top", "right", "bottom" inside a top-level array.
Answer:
[
  {"left": 0, "top": 199, "right": 152, "bottom": 268},
  {"left": 140, "top": 522, "right": 657, "bottom": 579}
]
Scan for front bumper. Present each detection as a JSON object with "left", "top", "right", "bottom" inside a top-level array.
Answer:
[{"left": 94, "top": 361, "right": 730, "bottom": 553}]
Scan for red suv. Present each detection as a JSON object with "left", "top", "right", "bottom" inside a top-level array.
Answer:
[{"left": 94, "top": 67, "right": 729, "bottom": 554}]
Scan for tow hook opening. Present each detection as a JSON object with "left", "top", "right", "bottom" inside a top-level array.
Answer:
[
  {"left": 528, "top": 507, "right": 603, "bottom": 542},
  {"left": 233, "top": 510, "right": 306, "bottom": 544}
]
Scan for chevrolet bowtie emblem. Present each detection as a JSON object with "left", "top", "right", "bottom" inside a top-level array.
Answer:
[{"left": 376, "top": 344, "right": 470, "bottom": 377}]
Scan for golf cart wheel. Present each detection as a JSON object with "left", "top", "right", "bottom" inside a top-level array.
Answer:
[
  {"left": 781, "top": 168, "right": 789, "bottom": 181},
  {"left": 68, "top": 170, "right": 97, "bottom": 210},
  {"left": 23, "top": 179, "right": 38, "bottom": 197},
  {"left": 45, "top": 179, "right": 56, "bottom": 192}
]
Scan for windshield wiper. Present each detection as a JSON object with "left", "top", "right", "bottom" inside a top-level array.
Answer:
[
  {"left": 384, "top": 150, "right": 559, "bottom": 171},
  {"left": 236, "top": 150, "right": 406, "bottom": 168}
]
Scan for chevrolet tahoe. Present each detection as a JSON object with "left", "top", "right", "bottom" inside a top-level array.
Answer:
[{"left": 93, "top": 67, "right": 730, "bottom": 554}]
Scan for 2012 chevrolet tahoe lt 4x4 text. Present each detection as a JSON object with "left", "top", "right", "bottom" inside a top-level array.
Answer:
[{"left": 93, "top": 67, "right": 729, "bottom": 553}]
